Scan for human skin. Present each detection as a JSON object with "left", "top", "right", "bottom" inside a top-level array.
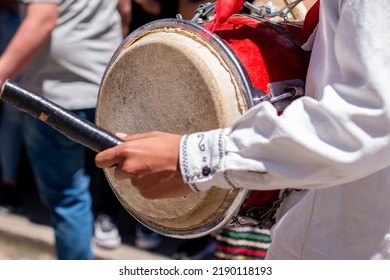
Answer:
[{"left": 95, "top": 131, "right": 193, "bottom": 199}]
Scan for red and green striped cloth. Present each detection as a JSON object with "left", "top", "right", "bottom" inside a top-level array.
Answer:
[{"left": 214, "top": 227, "right": 271, "bottom": 260}]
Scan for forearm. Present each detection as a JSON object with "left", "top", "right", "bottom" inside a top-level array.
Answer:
[
  {"left": 0, "top": 3, "right": 58, "bottom": 81},
  {"left": 117, "top": 0, "right": 131, "bottom": 38}
]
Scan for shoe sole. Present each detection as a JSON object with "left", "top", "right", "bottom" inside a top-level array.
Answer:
[{"left": 94, "top": 236, "right": 121, "bottom": 249}]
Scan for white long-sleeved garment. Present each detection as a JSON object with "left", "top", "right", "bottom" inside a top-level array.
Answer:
[{"left": 179, "top": 0, "right": 390, "bottom": 259}]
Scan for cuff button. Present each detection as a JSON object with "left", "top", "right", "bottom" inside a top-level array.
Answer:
[{"left": 202, "top": 166, "right": 211, "bottom": 176}]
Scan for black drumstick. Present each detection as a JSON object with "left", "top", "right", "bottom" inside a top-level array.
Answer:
[{"left": 0, "top": 79, "right": 123, "bottom": 152}]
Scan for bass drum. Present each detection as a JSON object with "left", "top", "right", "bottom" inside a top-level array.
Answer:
[{"left": 96, "top": 14, "right": 309, "bottom": 238}]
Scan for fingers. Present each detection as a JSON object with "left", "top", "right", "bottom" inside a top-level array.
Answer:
[
  {"left": 95, "top": 131, "right": 163, "bottom": 171},
  {"left": 118, "top": 131, "right": 164, "bottom": 141},
  {"left": 115, "top": 132, "right": 127, "bottom": 139},
  {"left": 95, "top": 131, "right": 142, "bottom": 168},
  {"left": 131, "top": 172, "right": 192, "bottom": 199},
  {"left": 95, "top": 147, "right": 121, "bottom": 168}
]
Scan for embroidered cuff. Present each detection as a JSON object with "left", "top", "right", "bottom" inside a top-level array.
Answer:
[{"left": 179, "top": 128, "right": 234, "bottom": 192}]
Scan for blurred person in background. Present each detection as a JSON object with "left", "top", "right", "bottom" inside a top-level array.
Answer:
[{"left": 0, "top": 0, "right": 126, "bottom": 259}]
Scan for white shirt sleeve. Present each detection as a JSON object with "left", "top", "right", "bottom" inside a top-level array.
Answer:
[{"left": 179, "top": 0, "right": 390, "bottom": 192}]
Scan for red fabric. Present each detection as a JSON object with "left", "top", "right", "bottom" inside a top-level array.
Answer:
[
  {"left": 239, "top": 190, "right": 280, "bottom": 214},
  {"left": 208, "top": 0, "right": 245, "bottom": 32},
  {"left": 303, "top": 0, "right": 320, "bottom": 40},
  {"left": 216, "top": 244, "right": 268, "bottom": 258},
  {"left": 203, "top": 16, "right": 309, "bottom": 94}
]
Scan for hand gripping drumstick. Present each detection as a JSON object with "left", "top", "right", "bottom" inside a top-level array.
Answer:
[{"left": 0, "top": 79, "right": 124, "bottom": 152}]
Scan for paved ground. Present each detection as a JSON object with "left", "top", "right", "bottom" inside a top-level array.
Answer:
[
  {"left": 0, "top": 211, "right": 170, "bottom": 260},
  {"left": 0, "top": 228, "right": 55, "bottom": 260},
  {"left": 0, "top": 176, "right": 180, "bottom": 260}
]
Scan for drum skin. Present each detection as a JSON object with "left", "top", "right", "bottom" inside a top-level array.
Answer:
[{"left": 96, "top": 15, "right": 310, "bottom": 238}]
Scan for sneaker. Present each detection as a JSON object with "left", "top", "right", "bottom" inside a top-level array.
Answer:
[
  {"left": 0, "top": 204, "right": 23, "bottom": 214},
  {"left": 94, "top": 214, "right": 121, "bottom": 249},
  {"left": 134, "top": 224, "right": 162, "bottom": 250},
  {"left": 172, "top": 236, "right": 216, "bottom": 260}
]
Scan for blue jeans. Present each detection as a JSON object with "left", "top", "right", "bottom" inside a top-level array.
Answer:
[
  {"left": 0, "top": 104, "right": 24, "bottom": 183},
  {"left": 22, "top": 109, "right": 95, "bottom": 260},
  {"left": 0, "top": 8, "right": 20, "bottom": 54},
  {"left": 0, "top": 8, "right": 22, "bottom": 183}
]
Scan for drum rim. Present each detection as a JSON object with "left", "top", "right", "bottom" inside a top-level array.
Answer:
[{"left": 96, "top": 18, "right": 255, "bottom": 239}]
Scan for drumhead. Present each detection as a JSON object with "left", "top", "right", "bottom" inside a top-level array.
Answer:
[{"left": 96, "top": 19, "right": 250, "bottom": 238}]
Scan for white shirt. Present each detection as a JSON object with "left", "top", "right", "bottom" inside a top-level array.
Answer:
[{"left": 179, "top": 0, "right": 390, "bottom": 259}]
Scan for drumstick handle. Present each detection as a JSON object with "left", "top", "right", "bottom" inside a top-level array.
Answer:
[{"left": 0, "top": 80, "right": 124, "bottom": 152}]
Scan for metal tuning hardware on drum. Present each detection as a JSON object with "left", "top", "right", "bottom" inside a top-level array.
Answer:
[
  {"left": 186, "top": 2, "right": 216, "bottom": 23},
  {"left": 185, "top": 0, "right": 306, "bottom": 24},
  {"left": 252, "top": 79, "right": 305, "bottom": 113},
  {"left": 243, "top": 1, "right": 273, "bottom": 18},
  {"left": 246, "top": 0, "right": 306, "bottom": 20},
  {"left": 229, "top": 189, "right": 293, "bottom": 229}
]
